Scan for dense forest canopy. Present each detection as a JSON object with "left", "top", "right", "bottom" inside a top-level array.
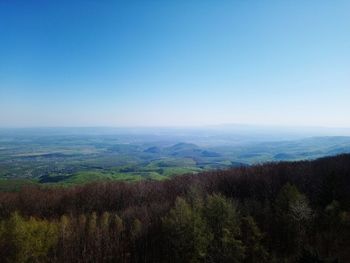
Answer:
[{"left": 0, "top": 154, "right": 349, "bottom": 262}]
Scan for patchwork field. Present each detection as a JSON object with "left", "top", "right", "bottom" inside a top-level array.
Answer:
[{"left": 1, "top": 129, "right": 350, "bottom": 189}]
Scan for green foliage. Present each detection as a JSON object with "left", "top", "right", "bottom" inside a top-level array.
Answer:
[
  {"left": 88, "top": 212, "right": 98, "bottom": 236},
  {"left": 0, "top": 154, "right": 349, "bottom": 262},
  {"left": 315, "top": 200, "right": 350, "bottom": 261},
  {"left": 0, "top": 212, "right": 58, "bottom": 263},
  {"left": 131, "top": 218, "right": 142, "bottom": 239},
  {"left": 3, "top": 133, "right": 350, "bottom": 188},
  {"left": 274, "top": 183, "right": 312, "bottom": 259},
  {"left": 205, "top": 194, "right": 245, "bottom": 263},
  {"left": 0, "top": 179, "right": 38, "bottom": 192},
  {"left": 240, "top": 216, "right": 269, "bottom": 263},
  {"left": 100, "top": 211, "right": 110, "bottom": 231},
  {"left": 162, "top": 194, "right": 246, "bottom": 263},
  {"left": 111, "top": 214, "right": 124, "bottom": 235},
  {"left": 162, "top": 197, "right": 211, "bottom": 263}
]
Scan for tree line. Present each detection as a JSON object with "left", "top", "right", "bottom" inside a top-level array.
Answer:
[{"left": 0, "top": 154, "right": 349, "bottom": 262}]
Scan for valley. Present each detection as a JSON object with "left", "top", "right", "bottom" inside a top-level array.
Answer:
[{"left": 1, "top": 128, "right": 350, "bottom": 188}]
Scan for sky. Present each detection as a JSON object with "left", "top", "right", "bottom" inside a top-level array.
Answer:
[{"left": 0, "top": 0, "right": 349, "bottom": 128}]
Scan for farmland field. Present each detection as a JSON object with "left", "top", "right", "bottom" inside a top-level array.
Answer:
[{"left": 1, "top": 128, "right": 350, "bottom": 189}]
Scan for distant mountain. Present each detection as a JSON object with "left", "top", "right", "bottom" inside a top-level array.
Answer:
[
  {"left": 273, "top": 153, "right": 295, "bottom": 160},
  {"left": 1, "top": 131, "right": 350, "bottom": 184},
  {"left": 167, "top": 142, "right": 199, "bottom": 151},
  {"left": 165, "top": 143, "right": 221, "bottom": 158},
  {"left": 165, "top": 143, "right": 200, "bottom": 157},
  {"left": 143, "top": 146, "right": 161, "bottom": 154}
]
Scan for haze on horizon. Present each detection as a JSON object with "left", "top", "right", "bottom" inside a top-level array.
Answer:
[{"left": 1, "top": 1, "right": 349, "bottom": 128}]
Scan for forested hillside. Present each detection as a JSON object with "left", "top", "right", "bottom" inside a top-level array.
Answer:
[{"left": 0, "top": 154, "right": 349, "bottom": 262}]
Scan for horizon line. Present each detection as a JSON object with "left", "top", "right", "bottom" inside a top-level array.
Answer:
[{"left": 1, "top": 123, "right": 350, "bottom": 130}]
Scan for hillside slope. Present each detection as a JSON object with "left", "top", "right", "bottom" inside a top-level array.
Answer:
[{"left": 0, "top": 154, "right": 349, "bottom": 262}]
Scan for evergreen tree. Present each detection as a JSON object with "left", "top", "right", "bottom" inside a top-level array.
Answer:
[
  {"left": 205, "top": 194, "right": 245, "bottom": 263},
  {"left": 240, "top": 216, "right": 268, "bottom": 263},
  {"left": 162, "top": 197, "right": 211, "bottom": 263}
]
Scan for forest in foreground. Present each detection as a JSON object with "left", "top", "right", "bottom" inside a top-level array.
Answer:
[{"left": 0, "top": 154, "right": 349, "bottom": 262}]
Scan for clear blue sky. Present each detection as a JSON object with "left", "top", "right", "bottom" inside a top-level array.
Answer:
[{"left": 0, "top": 0, "right": 349, "bottom": 127}]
